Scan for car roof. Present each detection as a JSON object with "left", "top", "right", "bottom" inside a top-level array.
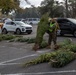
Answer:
[
  {"left": 13, "top": 21, "right": 22, "bottom": 22},
  {"left": 55, "top": 18, "right": 74, "bottom": 20}
]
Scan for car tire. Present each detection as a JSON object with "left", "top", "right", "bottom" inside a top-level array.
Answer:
[
  {"left": 73, "top": 30, "right": 76, "bottom": 37},
  {"left": 16, "top": 29, "right": 21, "bottom": 35},
  {"left": 2, "top": 28, "right": 7, "bottom": 34}
]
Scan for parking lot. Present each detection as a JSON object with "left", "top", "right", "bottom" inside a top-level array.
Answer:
[{"left": 0, "top": 25, "right": 76, "bottom": 75}]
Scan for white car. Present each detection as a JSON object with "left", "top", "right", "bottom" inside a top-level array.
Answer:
[
  {"left": 2, "top": 21, "right": 33, "bottom": 34},
  {"left": 25, "top": 18, "right": 40, "bottom": 25}
]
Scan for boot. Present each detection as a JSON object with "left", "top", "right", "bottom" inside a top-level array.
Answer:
[
  {"left": 32, "top": 44, "right": 40, "bottom": 51},
  {"left": 54, "top": 44, "right": 59, "bottom": 50}
]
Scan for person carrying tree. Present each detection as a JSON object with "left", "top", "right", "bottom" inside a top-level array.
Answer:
[{"left": 46, "top": 18, "right": 60, "bottom": 49}]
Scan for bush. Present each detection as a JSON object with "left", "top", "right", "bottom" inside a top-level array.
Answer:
[
  {"left": 16, "top": 37, "right": 29, "bottom": 42},
  {"left": 58, "top": 39, "right": 72, "bottom": 49},
  {"left": 0, "top": 34, "right": 16, "bottom": 40},
  {"left": 9, "top": 39, "right": 15, "bottom": 42},
  {"left": 3, "top": 35, "right": 16, "bottom": 40},
  {"left": 27, "top": 38, "right": 36, "bottom": 43},
  {"left": 50, "top": 50, "right": 75, "bottom": 68},
  {"left": 69, "top": 44, "right": 76, "bottom": 52},
  {"left": 23, "top": 50, "right": 75, "bottom": 68},
  {"left": 23, "top": 53, "right": 53, "bottom": 67}
]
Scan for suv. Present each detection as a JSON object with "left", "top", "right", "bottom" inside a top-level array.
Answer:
[
  {"left": 25, "top": 18, "right": 40, "bottom": 25},
  {"left": 2, "top": 21, "right": 33, "bottom": 35},
  {"left": 56, "top": 18, "right": 76, "bottom": 37}
]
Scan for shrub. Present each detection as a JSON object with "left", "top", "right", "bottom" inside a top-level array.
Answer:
[
  {"left": 23, "top": 53, "right": 53, "bottom": 67},
  {"left": 0, "top": 34, "right": 16, "bottom": 40},
  {"left": 23, "top": 50, "right": 75, "bottom": 68},
  {"left": 27, "top": 38, "right": 36, "bottom": 43},
  {"left": 69, "top": 44, "right": 76, "bottom": 52},
  {"left": 9, "top": 39, "right": 15, "bottom": 42},
  {"left": 58, "top": 39, "right": 72, "bottom": 49},
  {"left": 3, "top": 35, "right": 16, "bottom": 40},
  {"left": 50, "top": 50, "right": 75, "bottom": 68},
  {"left": 16, "top": 37, "right": 29, "bottom": 42}
]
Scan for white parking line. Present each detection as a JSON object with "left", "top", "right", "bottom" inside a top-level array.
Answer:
[
  {"left": 0, "top": 54, "right": 38, "bottom": 65},
  {"left": 0, "top": 63, "right": 21, "bottom": 66},
  {"left": 4, "top": 70, "right": 76, "bottom": 75},
  {"left": 0, "top": 50, "right": 50, "bottom": 65}
]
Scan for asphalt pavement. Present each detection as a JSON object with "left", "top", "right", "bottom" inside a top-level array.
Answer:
[{"left": 0, "top": 25, "right": 76, "bottom": 75}]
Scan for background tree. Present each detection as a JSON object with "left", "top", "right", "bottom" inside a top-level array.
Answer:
[
  {"left": 61, "top": 0, "right": 76, "bottom": 18},
  {"left": 69, "top": 0, "right": 76, "bottom": 18},
  {"left": 39, "top": 0, "right": 64, "bottom": 18},
  {"left": 0, "top": 0, "right": 20, "bottom": 16},
  {"left": 15, "top": 7, "right": 40, "bottom": 18}
]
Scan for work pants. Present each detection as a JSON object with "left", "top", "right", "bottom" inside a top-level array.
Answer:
[{"left": 47, "top": 31, "right": 57, "bottom": 46}]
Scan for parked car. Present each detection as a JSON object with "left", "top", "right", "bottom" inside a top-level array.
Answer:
[
  {"left": 56, "top": 18, "right": 76, "bottom": 37},
  {"left": 13, "top": 18, "right": 25, "bottom": 22},
  {"left": 2, "top": 21, "right": 33, "bottom": 35},
  {"left": 25, "top": 18, "right": 40, "bottom": 25}
]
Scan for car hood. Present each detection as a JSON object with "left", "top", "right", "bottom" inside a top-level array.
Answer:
[{"left": 20, "top": 24, "right": 32, "bottom": 27}]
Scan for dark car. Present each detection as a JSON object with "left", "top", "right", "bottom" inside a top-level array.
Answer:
[{"left": 56, "top": 18, "right": 76, "bottom": 37}]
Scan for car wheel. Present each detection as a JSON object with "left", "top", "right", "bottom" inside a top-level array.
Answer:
[
  {"left": 73, "top": 30, "right": 76, "bottom": 37},
  {"left": 16, "top": 29, "right": 21, "bottom": 35},
  {"left": 2, "top": 29, "right": 7, "bottom": 34}
]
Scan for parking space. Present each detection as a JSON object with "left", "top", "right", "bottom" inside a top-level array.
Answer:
[{"left": 0, "top": 25, "right": 76, "bottom": 75}]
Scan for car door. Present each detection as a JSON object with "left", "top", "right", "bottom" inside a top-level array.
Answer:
[
  {"left": 57, "top": 19, "right": 72, "bottom": 34},
  {"left": 10, "top": 22, "right": 16, "bottom": 31},
  {"left": 6, "top": 22, "right": 16, "bottom": 32}
]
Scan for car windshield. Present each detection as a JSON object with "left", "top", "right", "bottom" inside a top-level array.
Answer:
[
  {"left": 14, "top": 21, "right": 26, "bottom": 26},
  {"left": 68, "top": 18, "right": 76, "bottom": 24}
]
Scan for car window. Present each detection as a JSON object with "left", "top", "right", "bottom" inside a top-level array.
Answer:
[
  {"left": 6, "top": 22, "right": 15, "bottom": 25},
  {"left": 29, "top": 19, "right": 32, "bottom": 21},
  {"left": 33, "top": 19, "right": 37, "bottom": 21},
  {"left": 14, "top": 21, "right": 25, "bottom": 26},
  {"left": 11, "top": 22, "right": 15, "bottom": 25},
  {"left": 6, "top": 22, "right": 11, "bottom": 25},
  {"left": 57, "top": 19, "right": 69, "bottom": 23}
]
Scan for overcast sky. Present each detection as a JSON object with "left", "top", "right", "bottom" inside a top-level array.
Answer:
[{"left": 20, "top": 0, "right": 63, "bottom": 8}]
